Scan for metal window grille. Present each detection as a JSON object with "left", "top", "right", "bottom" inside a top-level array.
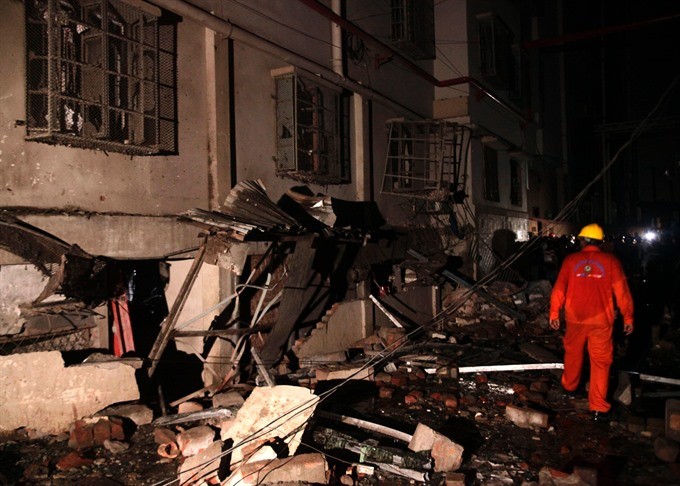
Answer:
[
  {"left": 275, "top": 73, "right": 350, "bottom": 185},
  {"left": 25, "top": 0, "right": 177, "bottom": 155},
  {"left": 391, "top": 0, "right": 435, "bottom": 60},
  {"left": 382, "top": 120, "right": 471, "bottom": 201}
]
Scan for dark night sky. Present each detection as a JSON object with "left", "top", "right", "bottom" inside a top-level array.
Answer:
[{"left": 557, "top": 0, "right": 680, "bottom": 229}]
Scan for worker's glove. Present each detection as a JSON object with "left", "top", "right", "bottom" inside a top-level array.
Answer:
[{"left": 623, "top": 322, "right": 634, "bottom": 335}]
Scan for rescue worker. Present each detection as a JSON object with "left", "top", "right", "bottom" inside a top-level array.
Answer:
[{"left": 549, "top": 223, "right": 634, "bottom": 420}]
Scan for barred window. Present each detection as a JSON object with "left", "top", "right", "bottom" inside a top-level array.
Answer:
[
  {"left": 274, "top": 70, "right": 350, "bottom": 185},
  {"left": 25, "top": 0, "right": 177, "bottom": 155}
]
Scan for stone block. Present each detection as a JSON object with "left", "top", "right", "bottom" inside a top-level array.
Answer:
[
  {"left": 505, "top": 404, "right": 549, "bottom": 429},
  {"left": 177, "top": 425, "right": 217, "bottom": 457},
  {"left": 212, "top": 391, "right": 245, "bottom": 409},
  {"left": 68, "top": 420, "right": 94, "bottom": 450}
]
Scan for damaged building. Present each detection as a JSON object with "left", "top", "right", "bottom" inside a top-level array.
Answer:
[{"left": 2, "top": 0, "right": 679, "bottom": 485}]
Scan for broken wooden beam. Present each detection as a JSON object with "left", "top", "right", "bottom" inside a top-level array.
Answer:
[{"left": 147, "top": 239, "right": 208, "bottom": 377}]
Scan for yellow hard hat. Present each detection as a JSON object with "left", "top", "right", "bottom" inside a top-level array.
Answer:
[{"left": 578, "top": 223, "right": 604, "bottom": 241}]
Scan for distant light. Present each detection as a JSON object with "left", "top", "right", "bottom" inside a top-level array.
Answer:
[{"left": 643, "top": 230, "right": 658, "bottom": 242}]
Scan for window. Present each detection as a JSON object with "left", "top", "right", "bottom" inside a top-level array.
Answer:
[
  {"left": 25, "top": 0, "right": 177, "bottom": 155},
  {"left": 510, "top": 159, "right": 523, "bottom": 206},
  {"left": 274, "top": 70, "right": 350, "bottom": 185},
  {"left": 477, "top": 13, "right": 514, "bottom": 90},
  {"left": 391, "top": 0, "right": 435, "bottom": 60},
  {"left": 483, "top": 146, "right": 500, "bottom": 202}
]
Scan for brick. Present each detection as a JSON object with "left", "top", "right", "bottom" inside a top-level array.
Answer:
[
  {"left": 177, "top": 425, "right": 217, "bottom": 457},
  {"left": 390, "top": 373, "right": 409, "bottom": 387},
  {"left": 55, "top": 451, "right": 94, "bottom": 471},
  {"left": 69, "top": 420, "right": 93, "bottom": 450},
  {"left": 655, "top": 437, "right": 680, "bottom": 463},
  {"left": 646, "top": 417, "right": 665, "bottom": 438},
  {"left": 505, "top": 404, "right": 549, "bottom": 429},
  {"left": 445, "top": 471, "right": 466, "bottom": 485},
  {"left": 92, "top": 419, "right": 111, "bottom": 445},
  {"left": 405, "top": 392, "right": 421, "bottom": 404},
  {"left": 109, "top": 417, "right": 125, "bottom": 441},
  {"left": 443, "top": 394, "right": 459, "bottom": 409},
  {"left": 374, "top": 372, "right": 392, "bottom": 384}
]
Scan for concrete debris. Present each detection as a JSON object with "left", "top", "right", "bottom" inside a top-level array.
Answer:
[
  {"left": 177, "top": 401, "right": 204, "bottom": 414},
  {"left": 212, "top": 391, "right": 245, "bottom": 408},
  {"left": 505, "top": 404, "right": 549, "bottom": 429},
  {"left": 315, "top": 364, "right": 374, "bottom": 381},
  {"left": 102, "top": 439, "right": 129, "bottom": 454},
  {"left": 222, "top": 385, "right": 319, "bottom": 464},
  {"left": 408, "top": 423, "right": 464, "bottom": 472},
  {"left": 537, "top": 466, "right": 590, "bottom": 485},
  {"left": 224, "top": 452, "right": 329, "bottom": 486},
  {"left": 176, "top": 425, "right": 216, "bottom": 457},
  {"left": 178, "top": 440, "right": 224, "bottom": 485},
  {"left": 0, "top": 351, "right": 139, "bottom": 436},
  {"left": 98, "top": 403, "right": 154, "bottom": 426}
]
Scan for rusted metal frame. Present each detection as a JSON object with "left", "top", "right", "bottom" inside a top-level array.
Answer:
[{"left": 147, "top": 236, "right": 209, "bottom": 377}]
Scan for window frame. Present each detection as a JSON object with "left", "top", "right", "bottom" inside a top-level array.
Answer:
[
  {"left": 273, "top": 68, "right": 351, "bottom": 185},
  {"left": 24, "top": 0, "right": 178, "bottom": 156}
]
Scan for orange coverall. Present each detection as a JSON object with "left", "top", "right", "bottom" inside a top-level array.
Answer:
[{"left": 549, "top": 245, "right": 634, "bottom": 412}]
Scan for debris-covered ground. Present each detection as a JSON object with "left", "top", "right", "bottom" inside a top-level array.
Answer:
[{"left": 2, "top": 280, "right": 680, "bottom": 486}]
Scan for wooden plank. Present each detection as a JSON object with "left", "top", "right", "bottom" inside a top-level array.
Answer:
[
  {"left": 259, "top": 236, "right": 318, "bottom": 366},
  {"left": 147, "top": 240, "right": 208, "bottom": 377}
]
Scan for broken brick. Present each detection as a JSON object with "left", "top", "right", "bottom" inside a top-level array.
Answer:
[
  {"left": 390, "top": 373, "right": 409, "bottom": 387},
  {"left": 109, "top": 417, "right": 126, "bottom": 441},
  {"left": 56, "top": 452, "right": 94, "bottom": 470},
  {"left": 69, "top": 420, "right": 94, "bottom": 450},
  {"left": 92, "top": 419, "right": 111, "bottom": 445}
]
